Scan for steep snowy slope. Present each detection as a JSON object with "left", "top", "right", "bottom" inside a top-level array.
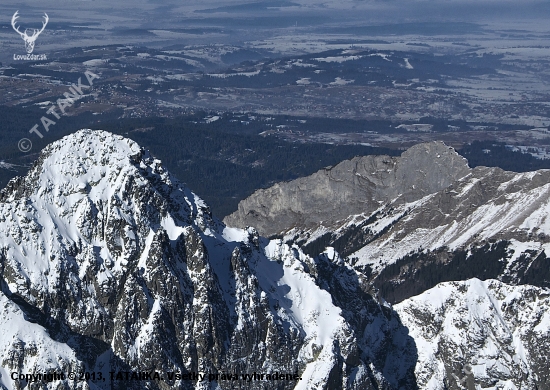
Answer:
[
  {"left": 2, "top": 131, "right": 548, "bottom": 390},
  {"left": 285, "top": 164, "right": 550, "bottom": 303},
  {"left": 0, "top": 130, "right": 415, "bottom": 390},
  {"left": 395, "top": 278, "right": 550, "bottom": 390}
]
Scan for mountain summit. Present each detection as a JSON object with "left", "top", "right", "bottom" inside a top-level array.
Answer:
[
  {"left": 0, "top": 130, "right": 548, "bottom": 390},
  {"left": 224, "top": 141, "right": 470, "bottom": 237},
  {"left": 0, "top": 130, "right": 417, "bottom": 390}
]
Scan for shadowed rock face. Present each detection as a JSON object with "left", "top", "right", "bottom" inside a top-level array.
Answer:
[
  {"left": 2, "top": 131, "right": 548, "bottom": 390},
  {"left": 0, "top": 130, "right": 419, "bottom": 390},
  {"left": 224, "top": 141, "right": 470, "bottom": 237}
]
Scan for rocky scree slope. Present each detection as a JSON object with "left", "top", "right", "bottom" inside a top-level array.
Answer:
[
  {"left": 0, "top": 130, "right": 419, "bottom": 390},
  {"left": 224, "top": 141, "right": 470, "bottom": 237}
]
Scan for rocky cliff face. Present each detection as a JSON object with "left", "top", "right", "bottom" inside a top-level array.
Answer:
[
  {"left": 0, "top": 130, "right": 417, "bottom": 390},
  {"left": 224, "top": 141, "right": 470, "bottom": 237},
  {"left": 226, "top": 139, "right": 550, "bottom": 389},
  {"left": 394, "top": 279, "right": 550, "bottom": 390},
  {"left": 1, "top": 132, "right": 548, "bottom": 390},
  {"left": 286, "top": 164, "right": 550, "bottom": 304}
]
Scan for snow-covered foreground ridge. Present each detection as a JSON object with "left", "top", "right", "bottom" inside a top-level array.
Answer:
[
  {"left": 0, "top": 130, "right": 548, "bottom": 390},
  {"left": 395, "top": 278, "right": 550, "bottom": 390},
  {"left": 0, "top": 130, "right": 415, "bottom": 389}
]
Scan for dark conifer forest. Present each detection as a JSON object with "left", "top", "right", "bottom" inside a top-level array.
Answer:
[{"left": 2, "top": 111, "right": 550, "bottom": 217}]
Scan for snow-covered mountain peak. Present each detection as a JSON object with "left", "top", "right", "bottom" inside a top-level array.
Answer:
[
  {"left": 40, "top": 129, "right": 142, "bottom": 171},
  {"left": 0, "top": 129, "right": 218, "bottom": 298},
  {"left": 1, "top": 130, "right": 548, "bottom": 389},
  {"left": 2, "top": 129, "right": 188, "bottom": 209},
  {"left": 0, "top": 130, "right": 418, "bottom": 390},
  {"left": 35, "top": 130, "right": 147, "bottom": 194},
  {"left": 2, "top": 129, "right": 215, "bottom": 243}
]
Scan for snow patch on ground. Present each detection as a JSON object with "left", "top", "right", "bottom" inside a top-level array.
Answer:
[
  {"left": 0, "top": 292, "right": 80, "bottom": 390},
  {"left": 314, "top": 55, "right": 362, "bottom": 63},
  {"left": 395, "top": 278, "right": 550, "bottom": 390}
]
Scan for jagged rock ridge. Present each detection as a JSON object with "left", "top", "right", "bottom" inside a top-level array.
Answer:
[
  {"left": 286, "top": 164, "right": 550, "bottom": 304},
  {"left": 0, "top": 130, "right": 417, "bottom": 390},
  {"left": 224, "top": 141, "right": 470, "bottom": 237},
  {"left": 394, "top": 278, "right": 550, "bottom": 390},
  {"left": 1, "top": 131, "right": 548, "bottom": 390},
  {"left": 274, "top": 152, "right": 550, "bottom": 389}
]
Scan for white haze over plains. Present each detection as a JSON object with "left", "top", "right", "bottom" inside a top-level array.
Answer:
[{"left": 1, "top": 0, "right": 549, "bottom": 59}]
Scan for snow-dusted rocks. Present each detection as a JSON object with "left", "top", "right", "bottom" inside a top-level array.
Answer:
[
  {"left": 1, "top": 130, "right": 548, "bottom": 389},
  {"left": 395, "top": 278, "right": 550, "bottom": 390},
  {"left": 266, "top": 141, "right": 550, "bottom": 388},
  {"left": 0, "top": 130, "right": 413, "bottom": 390},
  {"left": 284, "top": 162, "right": 550, "bottom": 304}
]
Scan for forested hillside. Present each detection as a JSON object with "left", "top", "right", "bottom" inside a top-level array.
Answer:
[{"left": 2, "top": 110, "right": 550, "bottom": 217}]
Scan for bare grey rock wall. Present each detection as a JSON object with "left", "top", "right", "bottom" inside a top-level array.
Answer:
[{"left": 224, "top": 141, "right": 470, "bottom": 236}]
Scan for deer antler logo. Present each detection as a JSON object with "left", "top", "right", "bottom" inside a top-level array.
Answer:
[{"left": 12, "top": 11, "right": 49, "bottom": 54}]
